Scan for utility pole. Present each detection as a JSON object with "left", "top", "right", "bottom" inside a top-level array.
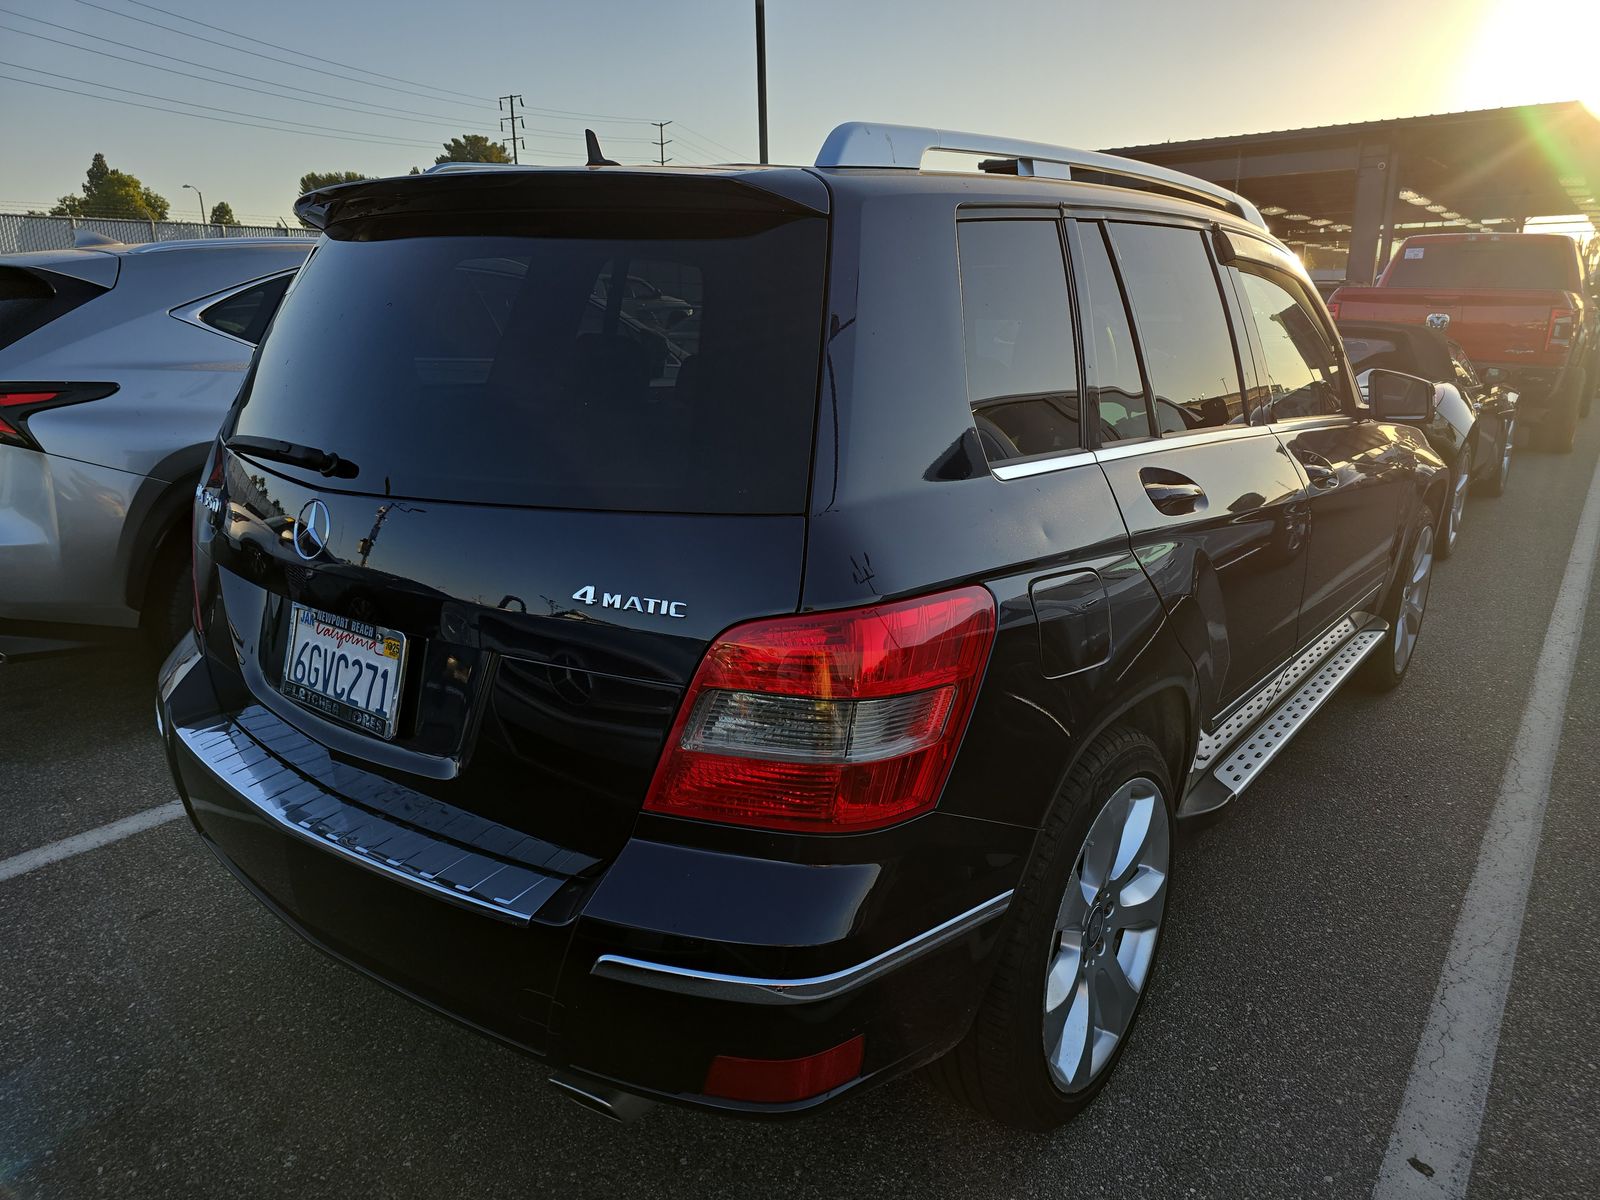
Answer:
[
  {"left": 498, "top": 94, "right": 525, "bottom": 164},
  {"left": 651, "top": 121, "right": 673, "bottom": 167},
  {"left": 754, "top": 0, "right": 768, "bottom": 163}
]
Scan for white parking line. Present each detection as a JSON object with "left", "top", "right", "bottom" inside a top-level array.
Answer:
[
  {"left": 0, "top": 801, "right": 184, "bottom": 884},
  {"left": 1372, "top": 450, "right": 1600, "bottom": 1200}
]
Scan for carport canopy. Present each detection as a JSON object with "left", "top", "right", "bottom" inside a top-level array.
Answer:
[{"left": 1104, "top": 101, "right": 1600, "bottom": 284}]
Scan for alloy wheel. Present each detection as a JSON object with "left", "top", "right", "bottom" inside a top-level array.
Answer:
[
  {"left": 1043, "top": 777, "right": 1170, "bottom": 1094},
  {"left": 1447, "top": 447, "right": 1469, "bottom": 552},
  {"left": 1392, "top": 522, "right": 1435, "bottom": 673}
]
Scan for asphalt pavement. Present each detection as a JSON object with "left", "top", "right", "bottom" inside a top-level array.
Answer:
[{"left": 3, "top": 419, "right": 1599, "bottom": 1200}]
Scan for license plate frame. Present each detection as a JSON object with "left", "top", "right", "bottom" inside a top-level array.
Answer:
[{"left": 280, "top": 602, "right": 408, "bottom": 740}]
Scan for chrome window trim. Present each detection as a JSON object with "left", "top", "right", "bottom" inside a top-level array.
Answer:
[
  {"left": 591, "top": 890, "right": 1014, "bottom": 1005},
  {"left": 169, "top": 267, "right": 297, "bottom": 347},
  {"left": 1266, "top": 414, "right": 1359, "bottom": 434},
  {"left": 991, "top": 450, "right": 1096, "bottom": 480},
  {"left": 1093, "top": 424, "right": 1274, "bottom": 462}
]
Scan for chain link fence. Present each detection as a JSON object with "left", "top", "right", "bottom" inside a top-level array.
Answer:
[{"left": 0, "top": 213, "right": 316, "bottom": 255}]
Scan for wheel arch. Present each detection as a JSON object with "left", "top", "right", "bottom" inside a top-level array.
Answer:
[{"left": 118, "top": 442, "right": 208, "bottom": 613}]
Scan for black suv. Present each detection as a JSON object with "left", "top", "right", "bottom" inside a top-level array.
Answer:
[{"left": 156, "top": 124, "right": 1447, "bottom": 1130}]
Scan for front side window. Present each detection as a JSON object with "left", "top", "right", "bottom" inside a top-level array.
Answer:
[
  {"left": 957, "top": 219, "right": 1081, "bottom": 464},
  {"left": 1237, "top": 271, "right": 1345, "bottom": 421},
  {"left": 1109, "top": 223, "right": 1246, "bottom": 432}
]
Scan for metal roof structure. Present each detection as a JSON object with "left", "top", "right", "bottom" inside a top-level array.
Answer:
[{"left": 1104, "top": 101, "right": 1600, "bottom": 283}]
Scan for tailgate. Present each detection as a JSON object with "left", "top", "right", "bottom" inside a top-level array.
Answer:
[{"left": 1332, "top": 287, "right": 1570, "bottom": 367}]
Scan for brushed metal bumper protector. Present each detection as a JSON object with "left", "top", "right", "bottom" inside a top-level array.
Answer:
[
  {"left": 171, "top": 703, "right": 590, "bottom": 924},
  {"left": 590, "top": 890, "right": 1014, "bottom": 1005}
]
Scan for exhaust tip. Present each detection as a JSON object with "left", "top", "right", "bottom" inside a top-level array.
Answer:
[{"left": 549, "top": 1071, "right": 655, "bottom": 1125}]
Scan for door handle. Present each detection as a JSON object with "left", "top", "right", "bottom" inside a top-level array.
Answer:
[{"left": 1139, "top": 469, "right": 1207, "bottom": 515}]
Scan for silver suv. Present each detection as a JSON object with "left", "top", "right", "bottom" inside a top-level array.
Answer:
[{"left": 0, "top": 236, "right": 311, "bottom": 659}]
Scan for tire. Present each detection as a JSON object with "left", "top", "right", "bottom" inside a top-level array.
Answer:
[
  {"left": 1475, "top": 418, "right": 1512, "bottom": 498},
  {"left": 140, "top": 533, "right": 192, "bottom": 657},
  {"left": 1534, "top": 368, "right": 1583, "bottom": 453},
  {"left": 1437, "top": 444, "right": 1470, "bottom": 559},
  {"left": 928, "top": 726, "right": 1174, "bottom": 1130},
  {"left": 1359, "top": 501, "right": 1438, "bottom": 693}
]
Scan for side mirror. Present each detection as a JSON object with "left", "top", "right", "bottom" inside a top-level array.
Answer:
[{"left": 1367, "top": 369, "right": 1435, "bottom": 423}]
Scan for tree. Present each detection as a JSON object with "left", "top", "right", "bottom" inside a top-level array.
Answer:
[
  {"left": 434, "top": 134, "right": 511, "bottom": 165},
  {"left": 296, "top": 170, "right": 369, "bottom": 226},
  {"left": 51, "top": 153, "right": 170, "bottom": 221},
  {"left": 208, "top": 201, "right": 238, "bottom": 226}
]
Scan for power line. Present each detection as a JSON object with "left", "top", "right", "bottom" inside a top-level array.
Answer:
[
  {"left": 0, "top": 9, "right": 496, "bottom": 129},
  {"left": 651, "top": 120, "right": 673, "bottom": 166},
  {"left": 116, "top": 0, "right": 490, "bottom": 104},
  {"left": 499, "top": 94, "right": 525, "bottom": 164},
  {"left": 1, "top": 61, "right": 441, "bottom": 148},
  {"left": 675, "top": 123, "right": 749, "bottom": 159},
  {"left": 68, "top": 0, "right": 492, "bottom": 113},
  {"left": 0, "top": 74, "right": 451, "bottom": 150}
]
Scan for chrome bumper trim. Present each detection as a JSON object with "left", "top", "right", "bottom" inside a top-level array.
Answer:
[
  {"left": 169, "top": 702, "right": 585, "bottom": 924},
  {"left": 590, "top": 890, "right": 1014, "bottom": 1005}
]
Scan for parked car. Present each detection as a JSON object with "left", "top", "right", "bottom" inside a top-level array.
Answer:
[
  {"left": 1329, "top": 233, "right": 1590, "bottom": 452},
  {"left": 1338, "top": 318, "right": 1519, "bottom": 556},
  {"left": 0, "top": 235, "right": 312, "bottom": 660},
  {"left": 155, "top": 124, "right": 1446, "bottom": 1130}
]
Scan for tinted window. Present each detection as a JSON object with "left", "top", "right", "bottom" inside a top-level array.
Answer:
[
  {"left": 957, "top": 220, "right": 1080, "bottom": 463},
  {"left": 1238, "top": 272, "right": 1345, "bottom": 420},
  {"left": 232, "top": 220, "right": 826, "bottom": 513},
  {"left": 1077, "top": 224, "right": 1151, "bottom": 443},
  {"left": 1342, "top": 335, "right": 1404, "bottom": 374},
  {"left": 200, "top": 274, "right": 292, "bottom": 344},
  {"left": 0, "top": 267, "right": 103, "bottom": 352},
  {"left": 1110, "top": 224, "right": 1245, "bottom": 432},
  {"left": 1383, "top": 238, "right": 1580, "bottom": 290}
]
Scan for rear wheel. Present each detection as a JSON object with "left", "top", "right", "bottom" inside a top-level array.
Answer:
[
  {"left": 1438, "top": 444, "right": 1470, "bottom": 559},
  {"left": 1360, "top": 503, "right": 1437, "bottom": 693},
  {"left": 929, "top": 726, "right": 1173, "bottom": 1130},
  {"left": 1534, "top": 368, "right": 1584, "bottom": 453},
  {"left": 140, "top": 530, "right": 192, "bottom": 657},
  {"left": 1475, "top": 418, "right": 1513, "bottom": 498}
]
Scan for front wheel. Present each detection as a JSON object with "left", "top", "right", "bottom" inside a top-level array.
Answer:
[
  {"left": 929, "top": 726, "right": 1173, "bottom": 1130},
  {"left": 1438, "top": 444, "right": 1470, "bottom": 559},
  {"left": 1360, "top": 506, "right": 1437, "bottom": 693}
]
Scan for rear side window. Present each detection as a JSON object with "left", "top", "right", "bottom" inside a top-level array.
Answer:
[
  {"left": 199, "top": 274, "right": 292, "bottom": 344},
  {"left": 957, "top": 219, "right": 1081, "bottom": 464},
  {"left": 1383, "top": 238, "right": 1580, "bottom": 290},
  {"left": 0, "top": 266, "right": 105, "bottom": 352},
  {"left": 1237, "top": 272, "right": 1345, "bottom": 421},
  {"left": 1109, "top": 223, "right": 1246, "bottom": 432},
  {"left": 1076, "top": 224, "right": 1151, "bottom": 443},
  {"left": 232, "top": 219, "right": 826, "bottom": 513}
]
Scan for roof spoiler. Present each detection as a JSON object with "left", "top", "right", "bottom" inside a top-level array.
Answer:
[{"left": 816, "top": 121, "right": 1267, "bottom": 230}]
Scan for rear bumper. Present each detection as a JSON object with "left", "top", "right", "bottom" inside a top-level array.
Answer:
[
  {"left": 1476, "top": 359, "right": 1582, "bottom": 424},
  {"left": 0, "top": 445, "right": 144, "bottom": 630},
  {"left": 156, "top": 633, "right": 1019, "bottom": 1116}
]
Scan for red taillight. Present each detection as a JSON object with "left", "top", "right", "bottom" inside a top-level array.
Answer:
[
  {"left": 1325, "top": 300, "right": 1340, "bottom": 321},
  {"left": 1546, "top": 306, "right": 1576, "bottom": 350},
  {"left": 0, "top": 391, "right": 59, "bottom": 444},
  {"left": 644, "top": 585, "right": 997, "bottom": 832},
  {"left": 704, "top": 1036, "right": 865, "bottom": 1103}
]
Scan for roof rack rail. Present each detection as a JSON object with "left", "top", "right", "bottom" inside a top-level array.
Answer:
[
  {"left": 815, "top": 122, "right": 1267, "bottom": 230},
  {"left": 422, "top": 161, "right": 526, "bottom": 174}
]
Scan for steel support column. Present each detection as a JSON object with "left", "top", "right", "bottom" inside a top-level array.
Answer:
[{"left": 1347, "top": 143, "right": 1395, "bottom": 285}]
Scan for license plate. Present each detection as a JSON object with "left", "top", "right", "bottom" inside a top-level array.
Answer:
[{"left": 280, "top": 603, "right": 407, "bottom": 740}]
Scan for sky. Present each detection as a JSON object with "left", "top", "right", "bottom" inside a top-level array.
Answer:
[{"left": 0, "top": 0, "right": 1597, "bottom": 225}]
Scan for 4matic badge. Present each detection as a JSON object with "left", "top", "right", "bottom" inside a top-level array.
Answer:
[{"left": 571, "top": 585, "right": 687, "bottom": 619}]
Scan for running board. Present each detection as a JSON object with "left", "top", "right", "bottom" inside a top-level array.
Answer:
[{"left": 1181, "top": 615, "right": 1387, "bottom": 818}]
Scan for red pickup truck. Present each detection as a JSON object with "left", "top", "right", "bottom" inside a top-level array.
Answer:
[{"left": 1330, "top": 233, "right": 1594, "bottom": 451}]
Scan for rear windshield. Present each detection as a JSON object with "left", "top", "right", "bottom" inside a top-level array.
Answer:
[
  {"left": 231, "top": 218, "right": 827, "bottom": 513},
  {"left": 0, "top": 267, "right": 103, "bottom": 352},
  {"left": 1383, "top": 238, "right": 1579, "bottom": 291}
]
